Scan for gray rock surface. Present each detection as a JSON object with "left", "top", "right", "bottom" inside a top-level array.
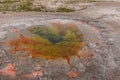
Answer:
[{"left": 0, "top": 1, "right": 120, "bottom": 80}]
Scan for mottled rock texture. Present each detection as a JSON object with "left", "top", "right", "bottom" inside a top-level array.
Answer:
[{"left": 0, "top": 1, "right": 120, "bottom": 80}]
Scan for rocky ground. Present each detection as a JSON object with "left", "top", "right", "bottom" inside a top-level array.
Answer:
[
  {"left": 0, "top": 1, "right": 120, "bottom": 80},
  {"left": 0, "top": 0, "right": 120, "bottom": 12}
]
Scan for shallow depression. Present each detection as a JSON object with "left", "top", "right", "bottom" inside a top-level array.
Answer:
[
  {"left": 8, "top": 22, "right": 86, "bottom": 62},
  {"left": 0, "top": 19, "right": 98, "bottom": 79}
]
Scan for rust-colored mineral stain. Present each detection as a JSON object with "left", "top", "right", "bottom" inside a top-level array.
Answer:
[
  {"left": 67, "top": 71, "right": 80, "bottom": 78},
  {"left": 22, "top": 69, "right": 44, "bottom": 77},
  {"left": 9, "top": 22, "right": 86, "bottom": 62},
  {"left": 0, "top": 63, "right": 16, "bottom": 77}
]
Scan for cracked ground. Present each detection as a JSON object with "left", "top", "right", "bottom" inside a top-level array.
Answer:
[{"left": 0, "top": 2, "right": 120, "bottom": 80}]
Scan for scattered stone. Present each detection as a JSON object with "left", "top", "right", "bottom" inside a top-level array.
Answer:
[
  {"left": 0, "top": 31, "right": 7, "bottom": 40},
  {"left": 88, "top": 42, "right": 96, "bottom": 48}
]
